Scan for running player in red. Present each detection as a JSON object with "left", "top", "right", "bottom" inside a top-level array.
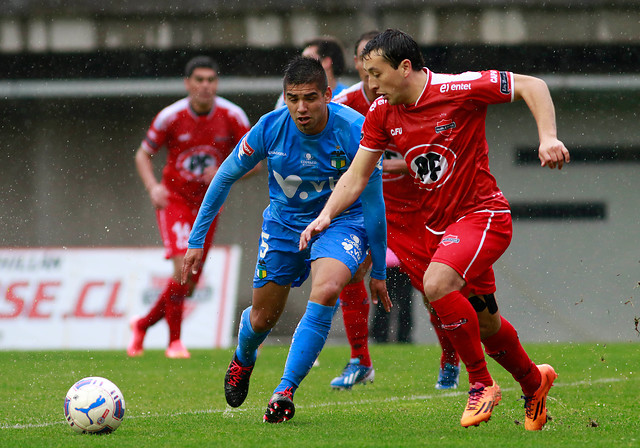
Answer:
[
  {"left": 302, "top": 29, "right": 569, "bottom": 430},
  {"left": 332, "top": 31, "right": 460, "bottom": 390},
  {"left": 129, "top": 56, "right": 252, "bottom": 359}
]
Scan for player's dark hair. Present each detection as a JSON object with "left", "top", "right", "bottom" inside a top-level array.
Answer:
[
  {"left": 303, "top": 36, "right": 346, "bottom": 76},
  {"left": 361, "top": 28, "right": 424, "bottom": 71},
  {"left": 184, "top": 55, "right": 219, "bottom": 77},
  {"left": 283, "top": 56, "right": 328, "bottom": 93},
  {"left": 354, "top": 30, "right": 380, "bottom": 56}
]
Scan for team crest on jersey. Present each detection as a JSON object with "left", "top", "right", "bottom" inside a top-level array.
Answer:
[
  {"left": 175, "top": 146, "right": 218, "bottom": 180},
  {"left": 435, "top": 119, "right": 456, "bottom": 137},
  {"left": 330, "top": 149, "right": 347, "bottom": 170},
  {"left": 441, "top": 234, "right": 460, "bottom": 246},
  {"left": 406, "top": 143, "right": 457, "bottom": 190},
  {"left": 256, "top": 260, "right": 267, "bottom": 279}
]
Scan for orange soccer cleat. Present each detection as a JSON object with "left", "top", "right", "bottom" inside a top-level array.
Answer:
[
  {"left": 523, "top": 364, "right": 558, "bottom": 430},
  {"left": 460, "top": 381, "right": 502, "bottom": 427}
]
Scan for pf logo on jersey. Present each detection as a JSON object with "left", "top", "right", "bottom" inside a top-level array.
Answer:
[
  {"left": 176, "top": 146, "right": 219, "bottom": 181},
  {"left": 405, "top": 143, "right": 457, "bottom": 190}
]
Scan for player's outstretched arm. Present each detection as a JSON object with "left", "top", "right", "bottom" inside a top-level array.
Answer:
[
  {"left": 513, "top": 74, "right": 570, "bottom": 170},
  {"left": 181, "top": 248, "right": 204, "bottom": 284},
  {"left": 299, "top": 148, "right": 380, "bottom": 250}
]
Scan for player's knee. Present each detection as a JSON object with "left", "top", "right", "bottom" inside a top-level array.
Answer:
[
  {"left": 478, "top": 315, "right": 501, "bottom": 339},
  {"left": 250, "top": 308, "right": 280, "bottom": 333},
  {"left": 310, "top": 282, "right": 342, "bottom": 306},
  {"left": 422, "top": 267, "right": 464, "bottom": 302},
  {"left": 423, "top": 278, "right": 456, "bottom": 302}
]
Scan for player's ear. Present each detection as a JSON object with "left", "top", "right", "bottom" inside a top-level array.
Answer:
[
  {"left": 400, "top": 59, "right": 412, "bottom": 77},
  {"left": 324, "top": 86, "right": 333, "bottom": 103}
]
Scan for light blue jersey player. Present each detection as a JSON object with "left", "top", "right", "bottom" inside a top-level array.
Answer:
[{"left": 182, "top": 56, "right": 390, "bottom": 424}]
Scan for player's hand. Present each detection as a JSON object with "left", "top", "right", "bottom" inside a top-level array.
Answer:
[
  {"left": 181, "top": 248, "right": 204, "bottom": 284},
  {"left": 539, "top": 138, "right": 570, "bottom": 170},
  {"left": 299, "top": 214, "right": 331, "bottom": 250},
  {"left": 149, "top": 184, "right": 169, "bottom": 209},
  {"left": 369, "top": 277, "right": 392, "bottom": 312}
]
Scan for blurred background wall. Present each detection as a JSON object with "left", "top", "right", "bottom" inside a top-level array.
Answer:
[{"left": 1, "top": 0, "right": 639, "bottom": 343}]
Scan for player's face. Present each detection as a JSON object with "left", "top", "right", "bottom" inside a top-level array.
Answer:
[
  {"left": 355, "top": 39, "right": 378, "bottom": 99},
  {"left": 185, "top": 67, "right": 218, "bottom": 112},
  {"left": 284, "top": 82, "right": 332, "bottom": 135},
  {"left": 354, "top": 40, "right": 370, "bottom": 85},
  {"left": 363, "top": 51, "right": 407, "bottom": 105}
]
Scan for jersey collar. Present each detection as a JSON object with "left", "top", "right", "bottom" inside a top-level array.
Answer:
[{"left": 404, "top": 67, "right": 431, "bottom": 110}]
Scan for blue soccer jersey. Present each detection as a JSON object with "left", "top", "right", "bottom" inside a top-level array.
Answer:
[{"left": 189, "top": 102, "right": 387, "bottom": 279}]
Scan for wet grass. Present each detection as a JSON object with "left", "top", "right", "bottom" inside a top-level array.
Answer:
[{"left": 1, "top": 342, "right": 638, "bottom": 447}]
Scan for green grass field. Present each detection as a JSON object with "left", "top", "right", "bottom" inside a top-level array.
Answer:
[{"left": 1, "top": 343, "right": 638, "bottom": 447}]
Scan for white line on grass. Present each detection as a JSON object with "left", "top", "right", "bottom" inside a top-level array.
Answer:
[{"left": 0, "top": 376, "right": 628, "bottom": 430}]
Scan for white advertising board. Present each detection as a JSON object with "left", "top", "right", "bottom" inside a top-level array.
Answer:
[{"left": 0, "top": 247, "right": 241, "bottom": 350}]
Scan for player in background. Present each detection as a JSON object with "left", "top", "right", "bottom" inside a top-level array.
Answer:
[
  {"left": 182, "top": 56, "right": 390, "bottom": 423},
  {"left": 302, "top": 29, "right": 569, "bottom": 430},
  {"left": 129, "top": 56, "right": 253, "bottom": 359},
  {"left": 331, "top": 30, "right": 460, "bottom": 390},
  {"left": 274, "top": 36, "right": 348, "bottom": 109},
  {"left": 371, "top": 253, "right": 414, "bottom": 344}
]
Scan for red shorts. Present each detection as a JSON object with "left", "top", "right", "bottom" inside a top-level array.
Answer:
[
  {"left": 429, "top": 210, "right": 512, "bottom": 296},
  {"left": 156, "top": 199, "right": 219, "bottom": 260}
]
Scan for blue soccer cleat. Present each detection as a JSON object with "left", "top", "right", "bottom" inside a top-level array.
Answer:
[
  {"left": 330, "top": 358, "right": 375, "bottom": 390},
  {"left": 435, "top": 362, "right": 460, "bottom": 390}
]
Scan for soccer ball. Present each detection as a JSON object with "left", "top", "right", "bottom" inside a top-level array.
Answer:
[{"left": 64, "top": 376, "right": 126, "bottom": 434}]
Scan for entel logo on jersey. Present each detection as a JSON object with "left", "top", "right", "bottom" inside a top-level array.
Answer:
[
  {"left": 441, "top": 234, "right": 460, "bottom": 246},
  {"left": 439, "top": 83, "right": 471, "bottom": 93},
  {"left": 390, "top": 128, "right": 402, "bottom": 136}
]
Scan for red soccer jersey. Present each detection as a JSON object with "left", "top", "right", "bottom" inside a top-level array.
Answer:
[
  {"left": 142, "top": 96, "right": 250, "bottom": 207},
  {"left": 361, "top": 68, "right": 513, "bottom": 233},
  {"left": 334, "top": 82, "right": 424, "bottom": 214}
]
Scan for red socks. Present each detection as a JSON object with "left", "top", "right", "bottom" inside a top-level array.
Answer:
[
  {"left": 482, "top": 316, "right": 541, "bottom": 396},
  {"left": 340, "top": 281, "right": 372, "bottom": 367},
  {"left": 430, "top": 291, "right": 492, "bottom": 386},
  {"left": 140, "top": 279, "right": 189, "bottom": 343},
  {"left": 429, "top": 310, "right": 460, "bottom": 368}
]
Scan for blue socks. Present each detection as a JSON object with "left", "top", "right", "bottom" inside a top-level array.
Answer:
[
  {"left": 235, "top": 306, "right": 270, "bottom": 366},
  {"left": 275, "top": 301, "right": 334, "bottom": 397}
]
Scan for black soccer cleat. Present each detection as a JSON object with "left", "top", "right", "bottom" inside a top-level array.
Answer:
[
  {"left": 224, "top": 353, "right": 255, "bottom": 407},
  {"left": 263, "top": 388, "right": 295, "bottom": 423}
]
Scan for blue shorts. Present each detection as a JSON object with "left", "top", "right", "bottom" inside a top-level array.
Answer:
[{"left": 253, "top": 216, "right": 369, "bottom": 288}]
